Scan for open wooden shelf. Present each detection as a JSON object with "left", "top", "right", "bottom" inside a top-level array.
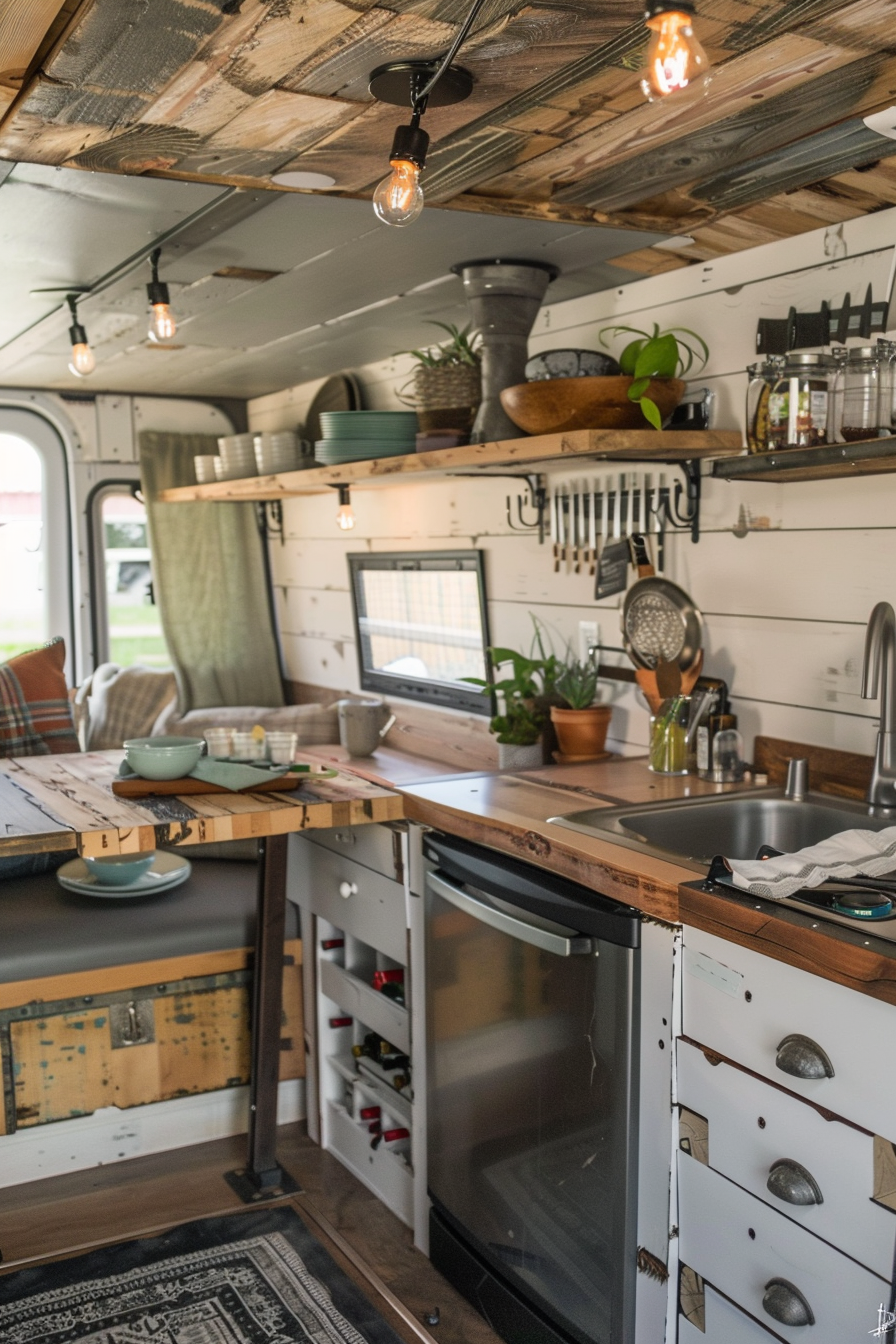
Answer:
[
  {"left": 711, "top": 436, "right": 896, "bottom": 484},
  {"left": 158, "top": 428, "right": 744, "bottom": 503}
]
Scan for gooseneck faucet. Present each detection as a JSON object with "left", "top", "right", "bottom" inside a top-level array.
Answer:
[{"left": 861, "top": 601, "right": 896, "bottom": 812}]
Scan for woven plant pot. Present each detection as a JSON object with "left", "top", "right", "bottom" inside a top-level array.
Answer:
[{"left": 414, "top": 364, "right": 481, "bottom": 433}]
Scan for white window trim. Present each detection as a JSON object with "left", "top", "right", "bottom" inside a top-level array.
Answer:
[{"left": 0, "top": 405, "right": 74, "bottom": 681}]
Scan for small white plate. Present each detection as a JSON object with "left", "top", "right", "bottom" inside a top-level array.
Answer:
[{"left": 57, "top": 851, "right": 191, "bottom": 898}]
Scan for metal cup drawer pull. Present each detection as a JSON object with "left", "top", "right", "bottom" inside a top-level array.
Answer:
[
  {"left": 775, "top": 1033, "right": 834, "bottom": 1080},
  {"left": 766, "top": 1158, "right": 824, "bottom": 1206},
  {"left": 762, "top": 1278, "right": 815, "bottom": 1327},
  {"left": 339, "top": 880, "right": 359, "bottom": 899}
]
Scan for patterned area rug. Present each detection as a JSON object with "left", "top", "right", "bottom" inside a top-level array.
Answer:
[{"left": 0, "top": 1208, "right": 404, "bottom": 1344}]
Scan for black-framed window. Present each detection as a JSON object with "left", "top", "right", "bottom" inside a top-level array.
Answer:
[{"left": 348, "top": 550, "right": 491, "bottom": 714}]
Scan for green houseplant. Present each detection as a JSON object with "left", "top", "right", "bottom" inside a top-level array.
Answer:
[
  {"left": 550, "top": 657, "right": 612, "bottom": 759},
  {"left": 599, "top": 323, "right": 709, "bottom": 429},
  {"left": 463, "top": 619, "right": 564, "bottom": 767},
  {"left": 399, "top": 322, "right": 482, "bottom": 434}
]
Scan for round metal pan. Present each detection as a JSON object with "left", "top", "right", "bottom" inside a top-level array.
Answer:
[{"left": 622, "top": 534, "right": 703, "bottom": 672}]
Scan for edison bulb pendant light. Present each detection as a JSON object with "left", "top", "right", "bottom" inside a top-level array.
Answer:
[
  {"left": 372, "top": 121, "right": 429, "bottom": 228},
  {"left": 146, "top": 247, "right": 177, "bottom": 342},
  {"left": 69, "top": 341, "right": 96, "bottom": 377},
  {"left": 336, "top": 485, "right": 355, "bottom": 530},
  {"left": 642, "top": 2, "right": 710, "bottom": 99},
  {"left": 66, "top": 294, "right": 95, "bottom": 377},
  {"left": 148, "top": 301, "right": 177, "bottom": 342},
  {"left": 374, "top": 159, "right": 425, "bottom": 227}
]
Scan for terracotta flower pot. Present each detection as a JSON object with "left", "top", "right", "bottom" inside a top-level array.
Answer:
[
  {"left": 550, "top": 704, "right": 612, "bottom": 757},
  {"left": 499, "top": 376, "right": 686, "bottom": 435}
]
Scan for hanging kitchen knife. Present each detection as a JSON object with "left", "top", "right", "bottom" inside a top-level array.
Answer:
[
  {"left": 551, "top": 487, "right": 560, "bottom": 572},
  {"left": 573, "top": 481, "right": 582, "bottom": 573}
]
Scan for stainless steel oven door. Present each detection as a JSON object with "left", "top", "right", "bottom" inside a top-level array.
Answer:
[{"left": 425, "top": 868, "right": 638, "bottom": 1344}]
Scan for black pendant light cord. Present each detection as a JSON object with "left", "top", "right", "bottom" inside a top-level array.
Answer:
[{"left": 412, "top": 0, "right": 488, "bottom": 113}]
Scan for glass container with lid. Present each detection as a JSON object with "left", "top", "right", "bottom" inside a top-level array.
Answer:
[
  {"left": 766, "top": 353, "right": 836, "bottom": 450},
  {"left": 745, "top": 356, "right": 784, "bottom": 453},
  {"left": 832, "top": 346, "right": 893, "bottom": 442}
]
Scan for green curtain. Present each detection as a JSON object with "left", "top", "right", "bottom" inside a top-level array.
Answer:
[{"left": 140, "top": 431, "right": 284, "bottom": 713}]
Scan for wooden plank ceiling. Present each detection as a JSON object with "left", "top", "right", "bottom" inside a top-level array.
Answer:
[{"left": 1, "top": 0, "right": 896, "bottom": 275}]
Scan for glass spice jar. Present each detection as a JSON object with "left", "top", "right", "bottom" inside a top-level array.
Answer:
[
  {"left": 766, "top": 353, "right": 836, "bottom": 450},
  {"left": 878, "top": 338, "right": 896, "bottom": 432},
  {"left": 832, "top": 346, "right": 893, "bottom": 442},
  {"left": 745, "top": 356, "right": 784, "bottom": 453}
]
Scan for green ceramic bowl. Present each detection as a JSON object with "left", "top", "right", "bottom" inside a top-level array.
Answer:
[
  {"left": 123, "top": 736, "right": 205, "bottom": 780},
  {"left": 83, "top": 853, "right": 156, "bottom": 886}
]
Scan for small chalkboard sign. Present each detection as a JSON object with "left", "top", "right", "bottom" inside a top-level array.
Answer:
[{"left": 595, "top": 539, "right": 630, "bottom": 600}]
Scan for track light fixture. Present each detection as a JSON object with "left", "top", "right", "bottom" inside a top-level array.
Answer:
[
  {"left": 642, "top": 0, "right": 710, "bottom": 98},
  {"left": 147, "top": 247, "right": 177, "bottom": 342},
  {"left": 369, "top": 0, "right": 483, "bottom": 227},
  {"left": 66, "top": 294, "right": 95, "bottom": 377},
  {"left": 335, "top": 485, "right": 355, "bottom": 531}
]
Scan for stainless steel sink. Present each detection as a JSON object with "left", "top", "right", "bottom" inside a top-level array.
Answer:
[{"left": 549, "top": 790, "right": 893, "bottom": 872}]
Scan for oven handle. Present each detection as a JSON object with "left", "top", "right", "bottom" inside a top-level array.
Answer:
[{"left": 426, "top": 870, "right": 594, "bottom": 957}]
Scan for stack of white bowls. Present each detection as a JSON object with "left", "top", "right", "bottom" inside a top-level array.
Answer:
[
  {"left": 215, "top": 433, "right": 257, "bottom": 481},
  {"left": 254, "top": 431, "right": 301, "bottom": 475},
  {"left": 194, "top": 454, "right": 219, "bottom": 484}
]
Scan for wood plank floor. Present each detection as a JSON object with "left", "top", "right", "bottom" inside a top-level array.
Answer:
[{"left": 0, "top": 1124, "right": 504, "bottom": 1344}]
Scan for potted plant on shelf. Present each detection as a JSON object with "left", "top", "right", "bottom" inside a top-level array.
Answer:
[
  {"left": 598, "top": 323, "right": 709, "bottom": 429},
  {"left": 399, "top": 322, "right": 482, "bottom": 438},
  {"left": 498, "top": 322, "right": 709, "bottom": 436},
  {"left": 550, "top": 657, "right": 612, "bottom": 759}
]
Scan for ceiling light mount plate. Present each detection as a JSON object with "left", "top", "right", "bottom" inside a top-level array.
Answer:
[{"left": 368, "top": 60, "right": 473, "bottom": 108}]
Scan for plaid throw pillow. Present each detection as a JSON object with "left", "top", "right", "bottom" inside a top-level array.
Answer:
[{"left": 0, "top": 637, "right": 80, "bottom": 758}]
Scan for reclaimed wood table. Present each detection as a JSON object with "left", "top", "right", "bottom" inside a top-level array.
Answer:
[{"left": 0, "top": 750, "right": 403, "bottom": 1200}]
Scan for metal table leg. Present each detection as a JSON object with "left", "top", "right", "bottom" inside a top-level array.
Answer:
[{"left": 225, "top": 834, "right": 300, "bottom": 1201}]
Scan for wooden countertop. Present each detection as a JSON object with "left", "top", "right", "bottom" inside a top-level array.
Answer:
[
  {"left": 399, "top": 755, "right": 896, "bottom": 1008},
  {"left": 399, "top": 757, "right": 744, "bottom": 924},
  {"left": 0, "top": 751, "right": 402, "bottom": 857}
]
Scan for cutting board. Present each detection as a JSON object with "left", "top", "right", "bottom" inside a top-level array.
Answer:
[{"left": 112, "top": 774, "right": 302, "bottom": 797}]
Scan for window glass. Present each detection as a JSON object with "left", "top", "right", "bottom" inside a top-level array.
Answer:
[
  {"left": 349, "top": 551, "right": 490, "bottom": 713},
  {"left": 0, "top": 434, "right": 45, "bottom": 660},
  {"left": 357, "top": 567, "right": 487, "bottom": 684},
  {"left": 101, "top": 492, "right": 169, "bottom": 667}
]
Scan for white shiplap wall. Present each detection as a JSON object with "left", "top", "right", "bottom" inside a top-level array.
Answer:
[{"left": 249, "top": 207, "right": 896, "bottom": 760}]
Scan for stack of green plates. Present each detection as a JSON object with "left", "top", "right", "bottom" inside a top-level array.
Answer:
[{"left": 316, "top": 410, "right": 418, "bottom": 465}]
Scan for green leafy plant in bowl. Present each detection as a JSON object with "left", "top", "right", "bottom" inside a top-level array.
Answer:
[
  {"left": 599, "top": 323, "right": 708, "bottom": 429},
  {"left": 463, "top": 618, "right": 564, "bottom": 747}
]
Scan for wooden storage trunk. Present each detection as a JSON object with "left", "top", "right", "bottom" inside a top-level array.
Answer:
[{"left": 0, "top": 942, "right": 304, "bottom": 1133}]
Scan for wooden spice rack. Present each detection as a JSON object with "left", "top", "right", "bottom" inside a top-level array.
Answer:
[{"left": 158, "top": 429, "right": 744, "bottom": 503}]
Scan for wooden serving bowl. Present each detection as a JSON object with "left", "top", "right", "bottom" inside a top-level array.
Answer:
[{"left": 500, "top": 376, "right": 686, "bottom": 434}]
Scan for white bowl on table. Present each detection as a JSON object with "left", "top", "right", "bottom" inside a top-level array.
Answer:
[{"left": 123, "top": 736, "right": 205, "bottom": 780}]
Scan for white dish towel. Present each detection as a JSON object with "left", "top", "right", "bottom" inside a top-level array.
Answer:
[{"left": 724, "top": 826, "right": 896, "bottom": 900}]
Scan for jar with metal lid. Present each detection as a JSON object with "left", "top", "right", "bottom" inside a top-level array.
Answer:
[
  {"left": 874, "top": 338, "right": 896, "bottom": 434},
  {"left": 766, "top": 353, "right": 836, "bottom": 450},
  {"left": 831, "top": 346, "right": 893, "bottom": 442},
  {"left": 745, "top": 356, "right": 784, "bottom": 453}
]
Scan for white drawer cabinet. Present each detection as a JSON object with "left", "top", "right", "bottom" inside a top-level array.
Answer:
[
  {"left": 288, "top": 824, "right": 427, "bottom": 1249},
  {"left": 679, "top": 1284, "right": 780, "bottom": 1344},
  {"left": 678, "top": 1038, "right": 894, "bottom": 1279},
  {"left": 290, "top": 836, "right": 407, "bottom": 963},
  {"left": 682, "top": 927, "right": 896, "bottom": 1139},
  {"left": 679, "top": 1154, "right": 888, "bottom": 1343},
  {"left": 299, "top": 823, "right": 402, "bottom": 880}
]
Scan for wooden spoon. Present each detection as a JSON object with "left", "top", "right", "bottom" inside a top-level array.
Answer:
[{"left": 656, "top": 657, "right": 682, "bottom": 701}]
